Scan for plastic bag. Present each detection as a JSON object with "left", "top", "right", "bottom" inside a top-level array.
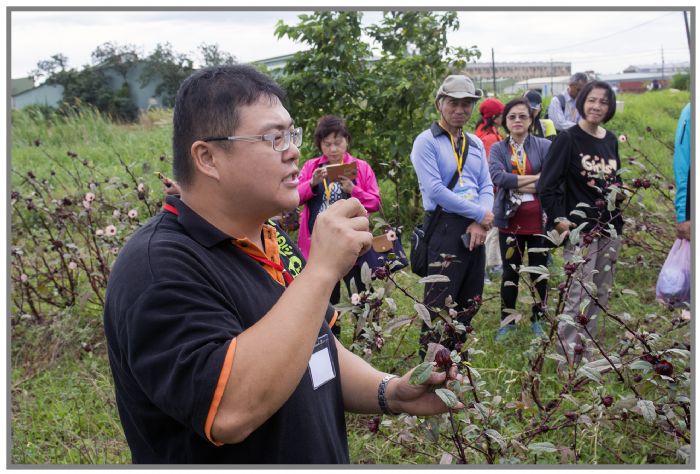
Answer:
[{"left": 656, "top": 239, "right": 690, "bottom": 307}]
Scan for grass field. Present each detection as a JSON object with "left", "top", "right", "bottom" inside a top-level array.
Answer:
[{"left": 10, "top": 89, "right": 691, "bottom": 465}]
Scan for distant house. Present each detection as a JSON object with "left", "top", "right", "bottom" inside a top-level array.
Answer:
[
  {"left": 623, "top": 62, "right": 689, "bottom": 75},
  {"left": 507, "top": 75, "right": 571, "bottom": 96},
  {"left": 11, "top": 77, "right": 35, "bottom": 96},
  {"left": 466, "top": 61, "right": 571, "bottom": 82},
  {"left": 12, "top": 83, "right": 64, "bottom": 109},
  {"left": 11, "top": 61, "right": 163, "bottom": 111},
  {"left": 598, "top": 72, "right": 671, "bottom": 94},
  {"left": 253, "top": 53, "right": 297, "bottom": 72}
]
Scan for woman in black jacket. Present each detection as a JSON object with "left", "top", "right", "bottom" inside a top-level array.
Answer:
[{"left": 537, "top": 80, "right": 623, "bottom": 367}]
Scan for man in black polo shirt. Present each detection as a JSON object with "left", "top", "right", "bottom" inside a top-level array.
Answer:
[{"left": 103, "top": 65, "right": 459, "bottom": 464}]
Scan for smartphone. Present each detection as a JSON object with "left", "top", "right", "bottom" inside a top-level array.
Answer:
[{"left": 460, "top": 232, "right": 471, "bottom": 249}]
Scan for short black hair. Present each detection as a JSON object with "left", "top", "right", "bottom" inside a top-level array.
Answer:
[
  {"left": 501, "top": 97, "right": 532, "bottom": 135},
  {"left": 575, "top": 80, "right": 617, "bottom": 124},
  {"left": 313, "top": 115, "right": 351, "bottom": 150},
  {"left": 172, "top": 65, "right": 286, "bottom": 188}
]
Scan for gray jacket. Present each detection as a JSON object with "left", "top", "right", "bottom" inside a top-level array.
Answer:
[{"left": 488, "top": 134, "right": 552, "bottom": 229}]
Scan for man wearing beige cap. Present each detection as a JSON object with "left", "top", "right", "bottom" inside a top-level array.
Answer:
[{"left": 410, "top": 74, "right": 495, "bottom": 355}]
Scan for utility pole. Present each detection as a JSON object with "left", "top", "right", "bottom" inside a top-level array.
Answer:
[
  {"left": 491, "top": 48, "right": 497, "bottom": 96},
  {"left": 684, "top": 11, "right": 691, "bottom": 52},
  {"left": 661, "top": 47, "right": 665, "bottom": 82}
]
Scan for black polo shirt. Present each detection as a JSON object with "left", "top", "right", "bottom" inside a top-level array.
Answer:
[{"left": 103, "top": 196, "right": 348, "bottom": 464}]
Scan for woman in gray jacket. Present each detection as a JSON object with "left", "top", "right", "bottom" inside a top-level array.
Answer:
[{"left": 489, "top": 97, "right": 552, "bottom": 341}]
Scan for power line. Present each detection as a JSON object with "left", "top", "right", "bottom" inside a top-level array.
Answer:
[{"left": 514, "top": 12, "right": 677, "bottom": 55}]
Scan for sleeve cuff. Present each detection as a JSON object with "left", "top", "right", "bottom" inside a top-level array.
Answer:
[{"left": 204, "top": 338, "right": 237, "bottom": 446}]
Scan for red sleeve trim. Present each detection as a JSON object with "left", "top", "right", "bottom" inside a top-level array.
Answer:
[{"left": 204, "top": 338, "right": 237, "bottom": 446}]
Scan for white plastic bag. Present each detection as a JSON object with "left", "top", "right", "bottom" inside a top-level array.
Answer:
[{"left": 656, "top": 239, "right": 690, "bottom": 307}]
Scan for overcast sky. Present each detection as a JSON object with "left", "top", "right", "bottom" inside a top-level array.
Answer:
[{"left": 10, "top": 8, "right": 692, "bottom": 80}]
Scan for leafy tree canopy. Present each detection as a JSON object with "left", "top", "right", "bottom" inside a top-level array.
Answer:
[{"left": 275, "top": 11, "right": 481, "bottom": 224}]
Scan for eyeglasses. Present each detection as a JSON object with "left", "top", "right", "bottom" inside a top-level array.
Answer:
[
  {"left": 202, "top": 127, "right": 303, "bottom": 152},
  {"left": 506, "top": 114, "right": 530, "bottom": 122}
]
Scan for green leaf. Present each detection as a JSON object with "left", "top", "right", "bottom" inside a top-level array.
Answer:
[
  {"left": 576, "top": 367, "right": 601, "bottom": 383},
  {"left": 528, "top": 442, "right": 558, "bottom": 453},
  {"left": 568, "top": 222, "right": 588, "bottom": 245},
  {"left": 484, "top": 429, "right": 507, "bottom": 451},
  {"left": 435, "top": 388, "right": 459, "bottom": 408},
  {"left": 418, "top": 274, "right": 451, "bottom": 284},
  {"left": 677, "top": 445, "right": 691, "bottom": 463},
  {"left": 409, "top": 362, "right": 434, "bottom": 385},
  {"left": 505, "top": 246, "right": 515, "bottom": 260},
  {"left": 360, "top": 261, "right": 372, "bottom": 286},
  {"left": 629, "top": 360, "right": 653, "bottom": 372},
  {"left": 414, "top": 303, "right": 432, "bottom": 328},
  {"left": 637, "top": 399, "right": 656, "bottom": 423}
]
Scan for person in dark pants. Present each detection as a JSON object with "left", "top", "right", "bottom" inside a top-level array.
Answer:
[
  {"left": 410, "top": 74, "right": 495, "bottom": 355},
  {"left": 103, "top": 65, "right": 461, "bottom": 464},
  {"left": 489, "top": 98, "right": 552, "bottom": 341}
]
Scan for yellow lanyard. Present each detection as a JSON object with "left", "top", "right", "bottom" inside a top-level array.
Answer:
[
  {"left": 510, "top": 144, "right": 528, "bottom": 175},
  {"left": 440, "top": 124, "right": 467, "bottom": 185},
  {"left": 323, "top": 178, "right": 332, "bottom": 201}
]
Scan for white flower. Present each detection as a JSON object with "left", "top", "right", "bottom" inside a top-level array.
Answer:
[
  {"left": 112, "top": 209, "right": 121, "bottom": 218},
  {"left": 111, "top": 246, "right": 119, "bottom": 255},
  {"left": 128, "top": 209, "right": 138, "bottom": 219},
  {"left": 96, "top": 229, "right": 104, "bottom": 236},
  {"left": 20, "top": 274, "right": 28, "bottom": 283},
  {"left": 105, "top": 225, "right": 117, "bottom": 236},
  {"left": 386, "top": 229, "right": 398, "bottom": 241},
  {"left": 619, "top": 134, "right": 627, "bottom": 143},
  {"left": 137, "top": 183, "right": 145, "bottom": 192},
  {"left": 82, "top": 200, "right": 91, "bottom": 209},
  {"left": 68, "top": 262, "right": 77, "bottom": 270},
  {"left": 351, "top": 293, "right": 361, "bottom": 305},
  {"left": 84, "top": 192, "right": 95, "bottom": 202}
]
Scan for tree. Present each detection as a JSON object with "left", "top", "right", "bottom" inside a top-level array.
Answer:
[
  {"left": 30, "top": 53, "right": 69, "bottom": 84},
  {"left": 198, "top": 43, "right": 237, "bottom": 67},
  {"left": 275, "top": 11, "right": 480, "bottom": 225},
  {"left": 140, "top": 42, "right": 194, "bottom": 107},
  {"left": 91, "top": 42, "right": 141, "bottom": 82}
]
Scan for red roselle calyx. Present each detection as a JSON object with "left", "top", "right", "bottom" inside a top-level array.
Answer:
[
  {"left": 368, "top": 416, "right": 381, "bottom": 433},
  {"left": 434, "top": 348, "right": 452, "bottom": 370},
  {"left": 654, "top": 360, "right": 674, "bottom": 377}
]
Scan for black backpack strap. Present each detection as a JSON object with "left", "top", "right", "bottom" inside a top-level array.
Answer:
[
  {"left": 558, "top": 93, "right": 566, "bottom": 112},
  {"left": 423, "top": 137, "right": 470, "bottom": 238}
]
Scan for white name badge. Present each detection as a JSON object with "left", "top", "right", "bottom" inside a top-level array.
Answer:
[
  {"left": 308, "top": 334, "right": 336, "bottom": 390},
  {"left": 521, "top": 192, "right": 535, "bottom": 202},
  {"left": 455, "top": 189, "right": 477, "bottom": 201}
]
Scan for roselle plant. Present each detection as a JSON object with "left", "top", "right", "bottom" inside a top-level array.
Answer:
[
  {"left": 11, "top": 141, "right": 167, "bottom": 355},
  {"left": 335, "top": 140, "right": 689, "bottom": 464}
]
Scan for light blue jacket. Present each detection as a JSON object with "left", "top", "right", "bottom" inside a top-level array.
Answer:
[
  {"left": 410, "top": 122, "right": 494, "bottom": 223},
  {"left": 673, "top": 103, "right": 691, "bottom": 223}
]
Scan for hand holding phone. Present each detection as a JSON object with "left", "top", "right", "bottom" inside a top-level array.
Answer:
[{"left": 460, "top": 232, "right": 471, "bottom": 249}]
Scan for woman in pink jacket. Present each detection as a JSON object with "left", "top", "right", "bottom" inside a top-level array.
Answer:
[{"left": 298, "top": 115, "right": 381, "bottom": 321}]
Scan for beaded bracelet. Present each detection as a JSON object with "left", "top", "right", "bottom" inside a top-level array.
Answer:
[{"left": 378, "top": 374, "right": 399, "bottom": 415}]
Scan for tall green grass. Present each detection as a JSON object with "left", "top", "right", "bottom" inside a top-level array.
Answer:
[{"left": 10, "top": 90, "right": 690, "bottom": 464}]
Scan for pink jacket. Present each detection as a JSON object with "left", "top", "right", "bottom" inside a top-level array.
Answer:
[{"left": 297, "top": 152, "right": 381, "bottom": 259}]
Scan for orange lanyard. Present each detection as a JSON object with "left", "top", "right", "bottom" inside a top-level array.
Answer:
[
  {"left": 509, "top": 143, "right": 528, "bottom": 175},
  {"left": 162, "top": 204, "right": 294, "bottom": 287}
]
